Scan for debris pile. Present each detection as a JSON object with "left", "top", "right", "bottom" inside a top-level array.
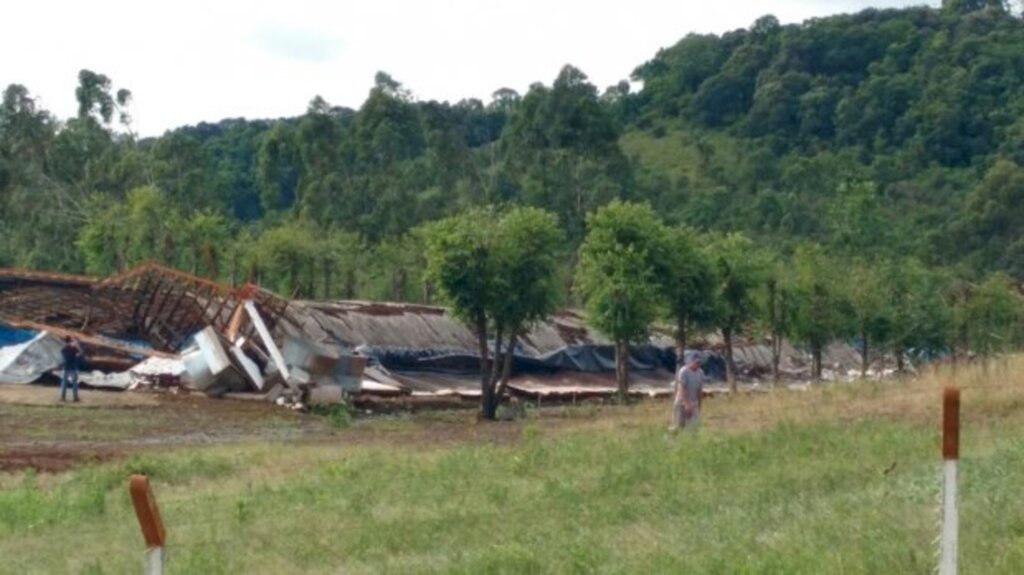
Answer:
[
  {"left": 0, "top": 264, "right": 363, "bottom": 407},
  {"left": 0, "top": 264, "right": 897, "bottom": 409}
]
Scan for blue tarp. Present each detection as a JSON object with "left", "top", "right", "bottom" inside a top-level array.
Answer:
[{"left": 0, "top": 325, "right": 38, "bottom": 347}]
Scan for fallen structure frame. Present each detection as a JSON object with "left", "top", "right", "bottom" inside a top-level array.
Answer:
[{"left": 0, "top": 263, "right": 289, "bottom": 357}]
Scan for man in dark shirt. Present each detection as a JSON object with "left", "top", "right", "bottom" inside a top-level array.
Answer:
[{"left": 60, "top": 337, "right": 81, "bottom": 402}]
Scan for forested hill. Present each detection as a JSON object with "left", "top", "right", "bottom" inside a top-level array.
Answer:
[{"left": 3, "top": 2, "right": 1024, "bottom": 301}]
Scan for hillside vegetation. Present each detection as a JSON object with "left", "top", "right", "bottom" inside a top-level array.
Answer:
[{"left": 3, "top": 4, "right": 1024, "bottom": 380}]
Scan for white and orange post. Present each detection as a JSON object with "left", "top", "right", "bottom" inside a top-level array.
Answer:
[
  {"left": 940, "top": 387, "right": 960, "bottom": 575},
  {"left": 129, "top": 475, "right": 167, "bottom": 575}
]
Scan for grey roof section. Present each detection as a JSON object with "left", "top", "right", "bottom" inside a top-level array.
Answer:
[{"left": 278, "top": 300, "right": 608, "bottom": 357}]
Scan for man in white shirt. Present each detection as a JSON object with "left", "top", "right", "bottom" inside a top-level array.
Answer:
[{"left": 671, "top": 356, "right": 706, "bottom": 431}]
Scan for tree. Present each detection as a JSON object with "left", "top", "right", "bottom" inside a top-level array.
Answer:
[
  {"left": 424, "top": 207, "right": 563, "bottom": 419},
  {"left": 756, "top": 253, "right": 799, "bottom": 385},
  {"left": 77, "top": 193, "right": 129, "bottom": 275},
  {"left": 789, "top": 244, "right": 848, "bottom": 382},
  {"left": 657, "top": 226, "right": 716, "bottom": 372},
  {"left": 254, "top": 220, "right": 320, "bottom": 298},
  {"left": 943, "top": 0, "right": 1007, "bottom": 14},
  {"left": 181, "top": 210, "right": 232, "bottom": 279},
  {"left": 256, "top": 124, "right": 300, "bottom": 213},
  {"left": 705, "top": 232, "right": 763, "bottom": 391},
  {"left": 577, "top": 201, "right": 667, "bottom": 399},
  {"left": 827, "top": 182, "right": 891, "bottom": 258},
  {"left": 75, "top": 69, "right": 132, "bottom": 131},
  {"left": 501, "top": 66, "right": 631, "bottom": 240},
  {"left": 489, "top": 208, "right": 566, "bottom": 405},
  {"left": 957, "top": 159, "right": 1024, "bottom": 279},
  {"left": 366, "top": 235, "right": 423, "bottom": 302},
  {"left": 124, "top": 186, "right": 177, "bottom": 266},
  {"left": 885, "top": 258, "right": 950, "bottom": 372},
  {"left": 845, "top": 260, "right": 891, "bottom": 377},
  {"left": 318, "top": 230, "right": 365, "bottom": 300},
  {"left": 953, "top": 272, "right": 1023, "bottom": 358}
]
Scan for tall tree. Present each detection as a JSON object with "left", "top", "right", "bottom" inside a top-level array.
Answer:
[
  {"left": 789, "top": 244, "right": 848, "bottom": 382},
  {"left": 706, "top": 232, "right": 764, "bottom": 391},
  {"left": 424, "top": 207, "right": 563, "bottom": 419},
  {"left": 845, "top": 260, "right": 891, "bottom": 378},
  {"left": 885, "top": 258, "right": 950, "bottom": 372},
  {"left": 657, "top": 226, "right": 716, "bottom": 371},
  {"left": 577, "top": 201, "right": 667, "bottom": 399},
  {"left": 952, "top": 272, "right": 1022, "bottom": 359},
  {"left": 501, "top": 65, "right": 631, "bottom": 240},
  {"left": 256, "top": 123, "right": 300, "bottom": 213},
  {"left": 756, "top": 252, "right": 799, "bottom": 385}
]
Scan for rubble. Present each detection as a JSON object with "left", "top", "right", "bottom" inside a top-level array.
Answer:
[
  {"left": 0, "top": 263, "right": 908, "bottom": 413},
  {"left": 0, "top": 332, "right": 63, "bottom": 384}
]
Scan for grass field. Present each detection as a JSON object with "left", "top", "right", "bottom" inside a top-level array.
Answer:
[{"left": 2, "top": 359, "right": 1024, "bottom": 574}]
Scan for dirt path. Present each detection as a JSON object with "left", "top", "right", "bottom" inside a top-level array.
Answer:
[
  {"left": 0, "top": 384, "right": 333, "bottom": 472},
  {"left": 0, "top": 383, "right": 160, "bottom": 407}
]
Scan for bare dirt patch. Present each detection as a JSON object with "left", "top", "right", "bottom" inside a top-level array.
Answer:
[
  {"left": 0, "top": 446, "right": 123, "bottom": 473},
  {"left": 0, "top": 383, "right": 160, "bottom": 407}
]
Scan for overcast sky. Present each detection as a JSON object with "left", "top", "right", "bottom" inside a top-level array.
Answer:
[{"left": 1, "top": 0, "right": 938, "bottom": 136}]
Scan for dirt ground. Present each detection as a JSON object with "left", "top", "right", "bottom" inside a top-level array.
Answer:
[
  {"left": 0, "top": 383, "right": 602, "bottom": 474},
  {"left": 0, "top": 383, "right": 333, "bottom": 473},
  {"left": 5, "top": 365, "right": 996, "bottom": 475},
  {"left": 0, "top": 383, "right": 161, "bottom": 407}
]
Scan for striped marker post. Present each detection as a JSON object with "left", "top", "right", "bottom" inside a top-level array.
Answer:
[
  {"left": 129, "top": 475, "right": 167, "bottom": 575},
  {"left": 940, "top": 387, "right": 960, "bottom": 575}
]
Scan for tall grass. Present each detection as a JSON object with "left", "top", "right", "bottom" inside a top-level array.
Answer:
[{"left": 2, "top": 357, "right": 1024, "bottom": 574}]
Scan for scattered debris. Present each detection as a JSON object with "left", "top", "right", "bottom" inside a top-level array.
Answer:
[
  {"left": 0, "top": 332, "right": 63, "bottom": 384},
  {"left": 0, "top": 263, "right": 905, "bottom": 413}
]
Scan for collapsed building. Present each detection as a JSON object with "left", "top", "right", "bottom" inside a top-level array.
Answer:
[{"left": 0, "top": 263, "right": 867, "bottom": 407}]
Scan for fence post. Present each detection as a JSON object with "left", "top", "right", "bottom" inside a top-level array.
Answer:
[
  {"left": 940, "top": 387, "right": 960, "bottom": 575},
  {"left": 129, "top": 475, "right": 167, "bottom": 575}
]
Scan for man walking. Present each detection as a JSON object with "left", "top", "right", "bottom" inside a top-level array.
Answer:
[
  {"left": 671, "top": 356, "right": 706, "bottom": 431},
  {"left": 60, "top": 336, "right": 81, "bottom": 402}
]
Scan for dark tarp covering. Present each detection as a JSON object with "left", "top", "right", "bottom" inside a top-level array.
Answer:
[{"left": 355, "top": 343, "right": 729, "bottom": 381}]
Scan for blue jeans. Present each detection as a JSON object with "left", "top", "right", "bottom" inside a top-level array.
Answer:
[{"left": 60, "top": 367, "right": 79, "bottom": 401}]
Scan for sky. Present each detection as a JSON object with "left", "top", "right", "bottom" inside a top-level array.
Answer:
[{"left": 1, "top": 0, "right": 939, "bottom": 136}]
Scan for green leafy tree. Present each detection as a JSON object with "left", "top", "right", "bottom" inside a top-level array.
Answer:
[
  {"left": 884, "top": 258, "right": 950, "bottom": 372},
  {"left": 957, "top": 160, "right": 1024, "bottom": 278},
  {"left": 254, "top": 220, "right": 320, "bottom": 298},
  {"left": 827, "top": 182, "right": 891, "bottom": 258},
  {"left": 125, "top": 186, "right": 179, "bottom": 267},
  {"left": 367, "top": 234, "right": 425, "bottom": 302},
  {"left": 318, "top": 230, "right": 365, "bottom": 300},
  {"left": 756, "top": 252, "right": 799, "bottom": 385},
  {"left": 953, "top": 272, "right": 1023, "bottom": 358},
  {"left": 424, "top": 207, "right": 563, "bottom": 419},
  {"left": 501, "top": 66, "right": 631, "bottom": 240},
  {"left": 845, "top": 260, "right": 891, "bottom": 377},
  {"left": 77, "top": 193, "right": 130, "bottom": 275},
  {"left": 577, "top": 201, "right": 667, "bottom": 399},
  {"left": 657, "top": 226, "right": 716, "bottom": 370},
  {"left": 789, "top": 244, "right": 848, "bottom": 382},
  {"left": 706, "top": 232, "right": 764, "bottom": 391},
  {"left": 256, "top": 123, "right": 300, "bottom": 213},
  {"left": 180, "top": 210, "right": 232, "bottom": 279}
]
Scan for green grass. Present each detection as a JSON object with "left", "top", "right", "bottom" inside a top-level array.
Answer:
[
  {"left": 619, "top": 122, "right": 743, "bottom": 185},
  {"left": 1, "top": 405, "right": 1023, "bottom": 574}
]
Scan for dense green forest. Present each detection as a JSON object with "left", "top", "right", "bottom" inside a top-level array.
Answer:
[{"left": 2, "top": 3, "right": 1024, "bottom": 326}]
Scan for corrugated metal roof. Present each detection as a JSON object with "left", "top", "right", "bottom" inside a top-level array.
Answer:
[{"left": 280, "top": 300, "right": 609, "bottom": 356}]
